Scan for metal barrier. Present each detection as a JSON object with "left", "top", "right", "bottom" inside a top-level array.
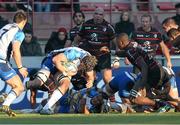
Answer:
[{"left": 9, "top": 55, "right": 180, "bottom": 68}]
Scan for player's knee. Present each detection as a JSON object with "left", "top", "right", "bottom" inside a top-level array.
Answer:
[
  {"left": 14, "top": 83, "right": 24, "bottom": 95},
  {"left": 18, "top": 85, "right": 25, "bottom": 93},
  {"left": 11, "top": 81, "right": 24, "bottom": 91},
  {"left": 61, "top": 80, "right": 70, "bottom": 90}
]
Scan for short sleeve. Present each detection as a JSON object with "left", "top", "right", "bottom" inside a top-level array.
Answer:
[
  {"left": 64, "top": 48, "right": 81, "bottom": 61},
  {"left": 13, "top": 31, "right": 25, "bottom": 43}
]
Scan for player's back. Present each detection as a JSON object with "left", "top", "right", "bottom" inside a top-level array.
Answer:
[
  {"left": 48, "top": 47, "right": 90, "bottom": 61},
  {"left": 126, "top": 42, "right": 159, "bottom": 71},
  {"left": 0, "top": 23, "right": 19, "bottom": 60},
  {"left": 110, "top": 72, "right": 137, "bottom": 98}
]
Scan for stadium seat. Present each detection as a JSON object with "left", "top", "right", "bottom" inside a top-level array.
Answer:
[
  {"left": 0, "top": 8, "right": 6, "bottom": 12},
  {"left": 157, "top": 2, "right": 175, "bottom": 11},
  {"left": 136, "top": 0, "right": 150, "bottom": 11},
  {"left": 80, "top": 3, "right": 130, "bottom": 11},
  {"left": 113, "top": 3, "right": 131, "bottom": 11},
  {"left": 95, "top": 3, "right": 117, "bottom": 11},
  {"left": 80, "top": 3, "right": 96, "bottom": 11}
]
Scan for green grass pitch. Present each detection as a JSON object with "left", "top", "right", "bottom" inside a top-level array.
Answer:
[{"left": 1, "top": 113, "right": 180, "bottom": 124}]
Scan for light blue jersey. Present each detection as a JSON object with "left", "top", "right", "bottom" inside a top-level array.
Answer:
[
  {"left": 42, "top": 47, "right": 90, "bottom": 74},
  {"left": 48, "top": 47, "right": 90, "bottom": 61},
  {"left": 0, "top": 23, "right": 24, "bottom": 61},
  {"left": 0, "top": 23, "right": 25, "bottom": 80}
]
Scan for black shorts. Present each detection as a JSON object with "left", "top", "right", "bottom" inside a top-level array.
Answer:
[
  {"left": 95, "top": 52, "right": 111, "bottom": 72},
  {"left": 148, "top": 64, "right": 168, "bottom": 88}
]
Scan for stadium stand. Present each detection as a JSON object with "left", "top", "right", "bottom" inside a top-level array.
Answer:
[
  {"left": 157, "top": 2, "right": 175, "bottom": 11},
  {"left": 0, "top": 0, "right": 178, "bottom": 53}
]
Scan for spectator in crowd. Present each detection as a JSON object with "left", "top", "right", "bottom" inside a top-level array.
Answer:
[
  {"left": 162, "top": 17, "right": 179, "bottom": 33},
  {"left": 115, "top": 10, "right": 135, "bottom": 37},
  {"left": 0, "top": 1, "right": 6, "bottom": 12},
  {"left": 35, "top": 0, "right": 51, "bottom": 12},
  {"left": 45, "top": 27, "right": 70, "bottom": 54},
  {"left": 21, "top": 29, "right": 43, "bottom": 56},
  {"left": 136, "top": 0, "right": 149, "bottom": 11},
  {"left": 16, "top": 0, "right": 32, "bottom": 12},
  {"left": 172, "top": 3, "right": 180, "bottom": 26},
  {"left": 52, "top": 0, "right": 80, "bottom": 12},
  {"left": 0, "top": 1, "right": 17, "bottom": 12},
  {"left": 23, "top": 22, "right": 32, "bottom": 33},
  {"left": 68, "top": 11, "right": 85, "bottom": 46},
  {"left": 131, "top": 14, "right": 172, "bottom": 72}
]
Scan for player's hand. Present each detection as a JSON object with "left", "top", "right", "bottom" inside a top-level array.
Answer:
[
  {"left": 166, "top": 61, "right": 172, "bottom": 69},
  {"left": 18, "top": 67, "right": 28, "bottom": 78},
  {"left": 66, "top": 70, "right": 77, "bottom": 77},
  {"left": 86, "top": 82, "right": 93, "bottom": 88},
  {"left": 124, "top": 57, "right": 131, "bottom": 65},
  {"left": 62, "top": 61, "right": 78, "bottom": 77}
]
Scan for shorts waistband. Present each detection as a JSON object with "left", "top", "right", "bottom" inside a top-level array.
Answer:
[{"left": 0, "top": 58, "right": 7, "bottom": 63}]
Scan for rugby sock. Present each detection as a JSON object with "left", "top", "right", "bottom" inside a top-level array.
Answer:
[
  {"left": 2, "top": 90, "right": 17, "bottom": 106},
  {"left": 43, "top": 89, "right": 63, "bottom": 110}
]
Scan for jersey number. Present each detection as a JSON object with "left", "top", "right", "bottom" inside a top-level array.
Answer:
[{"left": 0, "top": 29, "right": 8, "bottom": 39}]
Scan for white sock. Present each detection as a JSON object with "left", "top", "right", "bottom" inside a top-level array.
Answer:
[
  {"left": 3, "top": 90, "right": 17, "bottom": 106},
  {"left": 43, "top": 89, "right": 63, "bottom": 110}
]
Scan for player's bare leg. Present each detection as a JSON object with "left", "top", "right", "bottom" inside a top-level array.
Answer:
[
  {"left": 0, "top": 75, "right": 24, "bottom": 117},
  {"left": 40, "top": 74, "right": 71, "bottom": 115}
]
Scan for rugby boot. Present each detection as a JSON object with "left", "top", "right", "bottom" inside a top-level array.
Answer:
[{"left": 0, "top": 105, "right": 16, "bottom": 117}]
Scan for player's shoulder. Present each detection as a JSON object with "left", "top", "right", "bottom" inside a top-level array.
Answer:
[{"left": 1, "top": 23, "right": 18, "bottom": 31}]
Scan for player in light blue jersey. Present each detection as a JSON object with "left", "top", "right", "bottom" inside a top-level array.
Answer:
[
  {"left": 25, "top": 47, "right": 97, "bottom": 114},
  {"left": 0, "top": 10, "right": 28, "bottom": 117}
]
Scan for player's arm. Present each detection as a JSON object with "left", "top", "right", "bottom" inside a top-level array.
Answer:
[
  {"left": 64, "top": 39, "right": 72, "bottom": 48},
  {"left": 72, "top": 34, "right": 82, "bottom": 46},
  {"left": 52, "top": 53, "right": 68, "bottom": 75},
  {"left": 107, "top": 23, "right": 117, "bottom": 51},
  {"left": 132, "top": 57, "right": 148, "bottom": 91},
  {"left": 159, "top": 41, "right": 172, "bottom": 68},
  {"left": 85, "top": 70, "right": 95, "bottom": 88},
  {"left": 72, "top": 23, "right": 85, "bottom": 46},
  {"left": 12, "top": 42, "right": 28, "bottom": 78},
  {"left": 12, "top": 32, "right": 28, "bottom": 78}
]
